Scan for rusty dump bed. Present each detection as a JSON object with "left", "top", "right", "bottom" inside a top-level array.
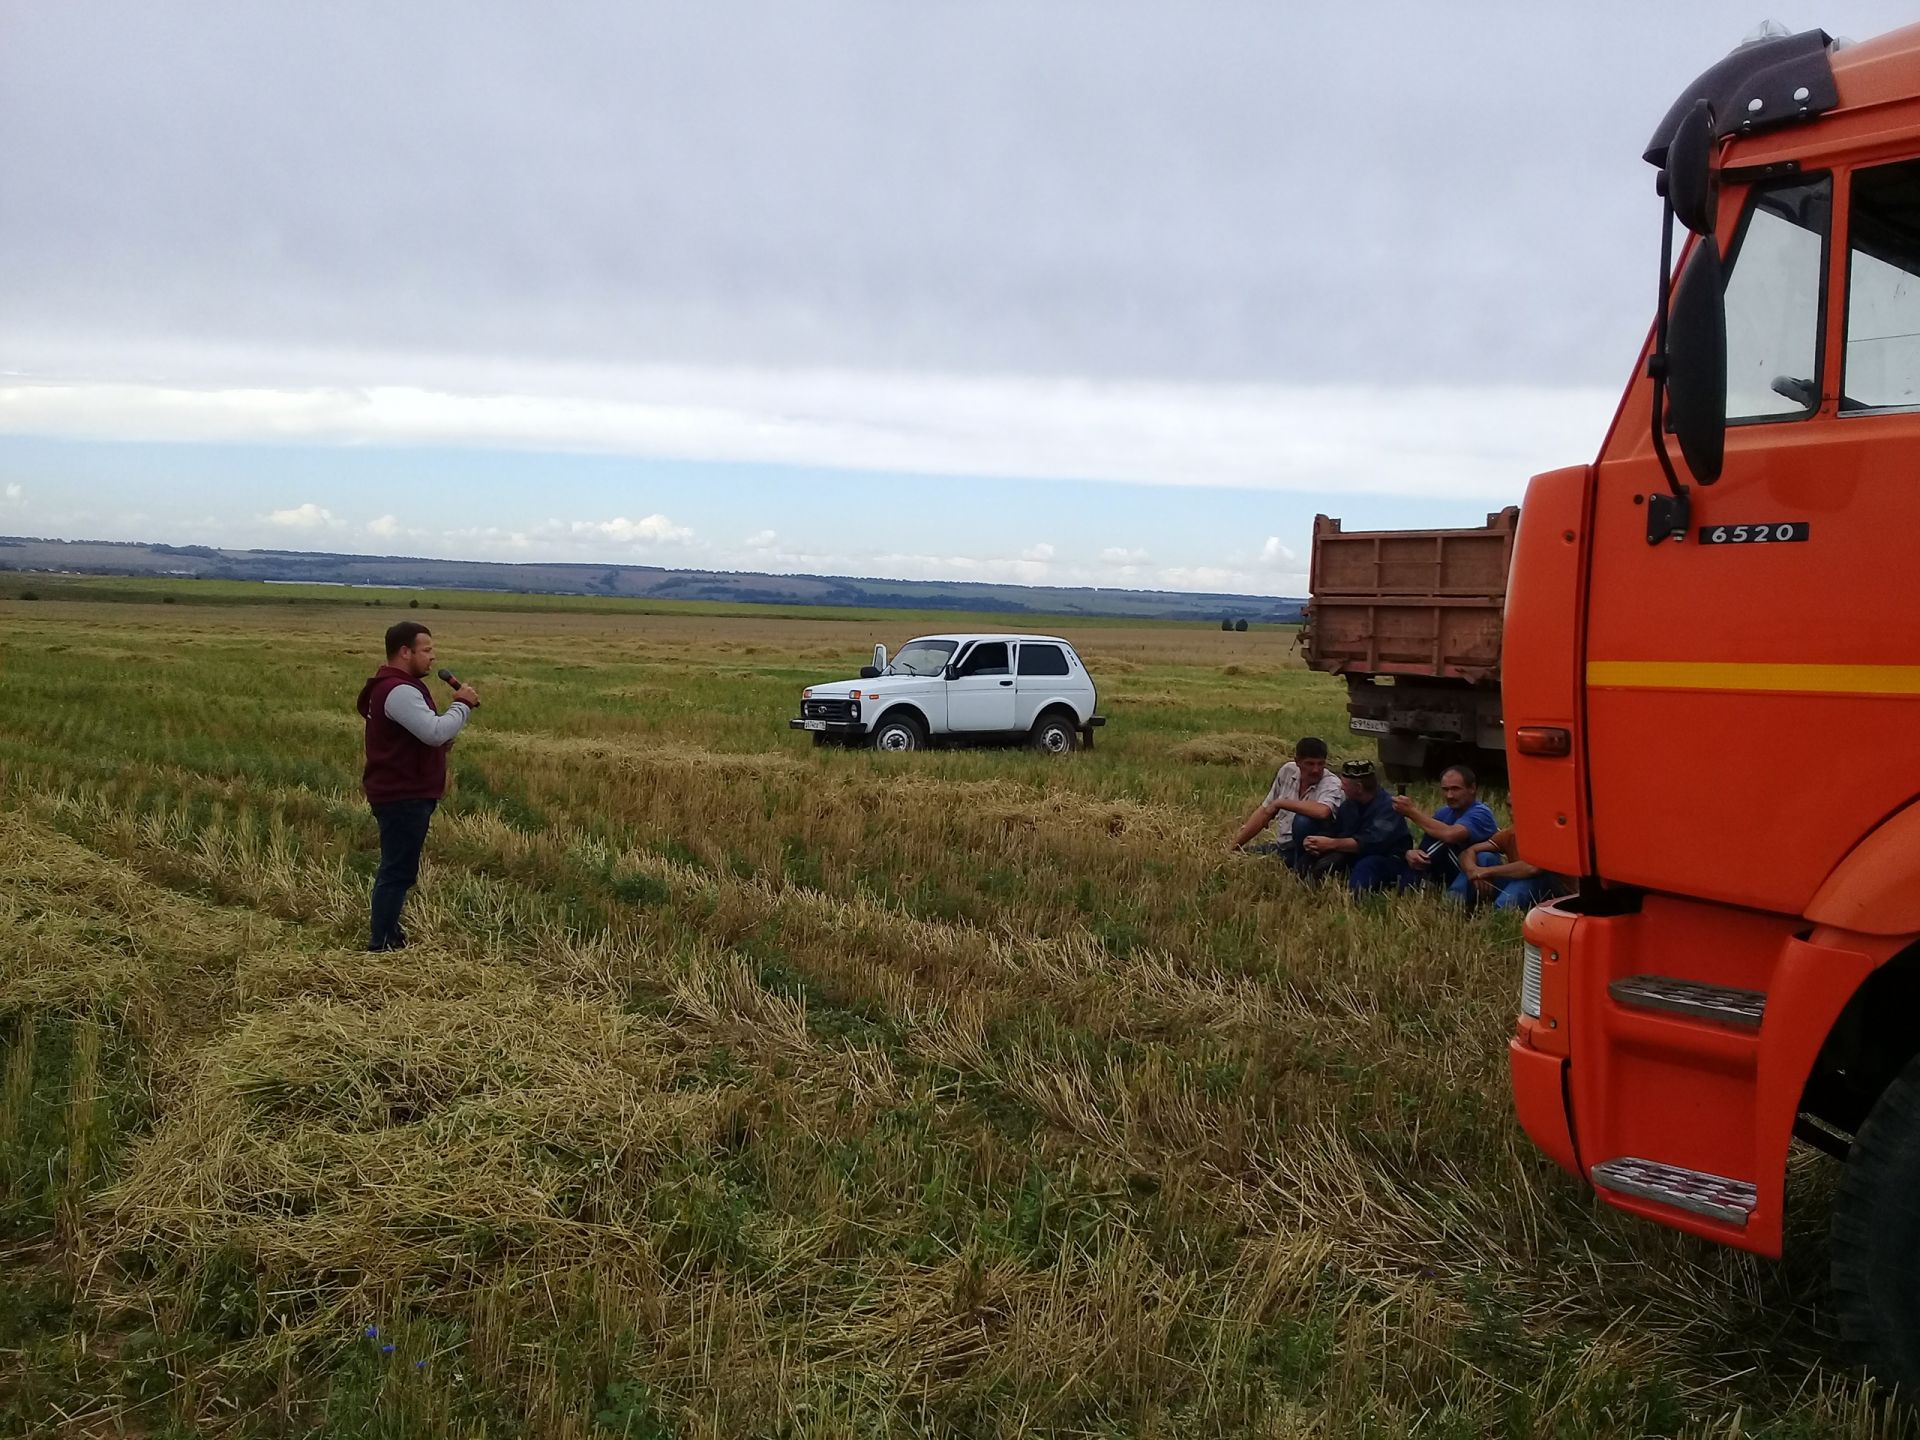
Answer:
[{"left": 1302, "top": 508, "right": 1518, "bottom": 682}]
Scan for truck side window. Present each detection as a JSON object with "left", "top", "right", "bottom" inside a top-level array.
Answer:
[
  {"left": 1844, "top": 157, "right": 1920, "bottom": 412},
  {"left": 1722, "top": 174, "right": 1830, "bottom": 422},
  {"left": 1016, "top": 643, "right": 1069, "bottom": 677},
  {"left": 956, "top": 642, "right": 1009, "bottom": 677}
]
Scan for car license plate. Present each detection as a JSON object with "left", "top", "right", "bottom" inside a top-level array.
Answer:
[
  {"left": 803, "top": 719, "right": 827, "bottom": 731},
  {"left": 1349, "top": 717, "right": 1390, "bottom": 734}
]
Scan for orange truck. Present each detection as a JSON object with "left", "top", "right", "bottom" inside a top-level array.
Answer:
[
  {"left": 1303, "top": 509, "right": 1517, "bottom": 782},
  {"left": 1505, "top": 23, "right": 1920, "bottom": 1389}
]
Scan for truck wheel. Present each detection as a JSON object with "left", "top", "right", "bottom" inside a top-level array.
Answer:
[
  {"left": 1832, "top": 1048, "right": 1920, "bottom": 1393},
  {"left": 869, "top": 714, "right": 925, "bottom": 753},
  {"left": 1029, "top": 713, "right": 1078, "bottom": 755}
]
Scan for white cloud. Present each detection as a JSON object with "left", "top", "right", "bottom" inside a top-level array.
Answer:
[
  {"left": 0, "top": 360, "right": 1614, "bottom": 501},
  {"left": 1020, "top": 542, "right": 1055, "bottom": 562},
  {"left": 1100, "top": 546, "right": 1149, "bottom": 564},
  {"left": 544, "top": 513, "right": 692, "bottom": 546},
  {"left": 1259, "top": 536, "right": 1297, "bottom": 566},
  {"left": 1, "top": 482, "right": 21, "bottom": 505},
  {"left": 264, "top": 502, "right": 336, "bottom": 529},
  {"left": 367, "top": 513, "right": 402, "bottom": 538},
  {"left": 744, "top": 529, "right": 778, "bottom": 549}
]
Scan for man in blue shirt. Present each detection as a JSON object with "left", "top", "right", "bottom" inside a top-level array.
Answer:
[
  {"left": 1300, "top": 759, "right": 1412, "bottom": 894},
  {"left": 1391, "top": 765, "right": 1501, "bottom": 894}
]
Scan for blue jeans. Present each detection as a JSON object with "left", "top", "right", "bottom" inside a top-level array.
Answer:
[
  {"left": 370, "top": 798, "right": 437, "bottom": 950},
  {"left": 1494, "top": 874, "right": 1562, "bottom": 910},
  {"left": 1445, "top": 856, "right": 1562, "bottom": 911},
  {"left": 1348, "top": 853, "right": 1407, "bottom": 895}
]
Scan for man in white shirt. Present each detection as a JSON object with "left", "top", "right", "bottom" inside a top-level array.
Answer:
[{"left": 1229, "top": 736, "right": 1344, "bottom": 872}]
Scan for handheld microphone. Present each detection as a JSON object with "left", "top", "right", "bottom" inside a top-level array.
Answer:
[{"left": 436, "top": 667, "right": 479, "bottom": 710}]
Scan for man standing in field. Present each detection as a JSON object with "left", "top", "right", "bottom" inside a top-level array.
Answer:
[
  {"left": 1229, "top": 736, "right": 1344, "bottom": 871},
  {"left": 356, "top": 621, "right": 480, "bottom": 952}
]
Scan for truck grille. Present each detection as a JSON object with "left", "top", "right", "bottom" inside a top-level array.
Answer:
[
  {"left": 802, "top": 699, "right": 857, "bottom": 722},
  {"left": 1520, "top": 942, "right": 1543, "bottom": 1019}
]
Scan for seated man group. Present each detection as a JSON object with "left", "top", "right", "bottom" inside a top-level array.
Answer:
[{"left": 1230, "top": 736, "right": 1567, "bottom": 906}]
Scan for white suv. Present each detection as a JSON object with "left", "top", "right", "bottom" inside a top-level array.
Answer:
[{"left": 790, "top": 633, "right": 1106, "bottom": 753}]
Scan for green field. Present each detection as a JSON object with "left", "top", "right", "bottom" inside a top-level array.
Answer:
[{"left": 0, "top": 589, "right": 1902, "bottom": 1437}]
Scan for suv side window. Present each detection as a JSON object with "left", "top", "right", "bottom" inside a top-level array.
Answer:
[
  {"left": 955, "top": 642, "right": 1009, "bottom": 677},
  {"left": 1016, "top": 643, "right": 1069, "bottom": 677},
  {"left": 1722, "top": 173, "right": 1831, "bottom": 422},
  {"left": 1844, "top": 157, "right": 1920, "bottom": 412}
]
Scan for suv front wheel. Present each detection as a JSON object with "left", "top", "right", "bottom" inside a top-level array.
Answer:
[{"left": 870, "top": 714, "right": 926, "bottom": 753}]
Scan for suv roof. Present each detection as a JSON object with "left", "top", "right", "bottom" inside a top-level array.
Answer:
[{"left": 910, "top": 633, "right": 1073, "bottom": 646}]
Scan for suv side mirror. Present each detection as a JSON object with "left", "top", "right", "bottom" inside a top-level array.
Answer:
[
  {"left": 859, "top": 665, "right": 881, "bottom": 679},
  {"left": 1666, "top": 238, "right": 1727, "bottom": 484}
]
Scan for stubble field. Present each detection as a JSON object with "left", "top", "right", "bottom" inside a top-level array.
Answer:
[{"left": 0, "top": 590, "right": 1905, "bottom": 1437}]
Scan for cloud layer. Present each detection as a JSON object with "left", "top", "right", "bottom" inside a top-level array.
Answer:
[{"left": 0, "top": 364, "right": 1615, "bottom": 500}]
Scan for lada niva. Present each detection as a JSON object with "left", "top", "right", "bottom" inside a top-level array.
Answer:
[{"left": 791, "top": 633, "right": 1105, "bottom": 753}]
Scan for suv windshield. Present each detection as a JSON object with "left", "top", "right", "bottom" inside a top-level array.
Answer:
[{"left": 887, "top": 639, "right": 957, "bottom": 677}]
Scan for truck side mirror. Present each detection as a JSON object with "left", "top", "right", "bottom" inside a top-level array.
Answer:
[
  {"left": 1666, "top": 238, "right": 1727, "bottom": 485},
  {"left": 1664, "top": 99, "right": 1718, "bottom": 236}
]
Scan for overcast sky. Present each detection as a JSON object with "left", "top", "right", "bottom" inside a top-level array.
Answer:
[{"left": 3, "top": 3, "right": 1914, "bottom": 595}]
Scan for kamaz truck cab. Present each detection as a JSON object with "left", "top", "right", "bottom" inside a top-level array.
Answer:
[{"left": 1505, "top": 23, "right": 1920, "bottom": 1390}]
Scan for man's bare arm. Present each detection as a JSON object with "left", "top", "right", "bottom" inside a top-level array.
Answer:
[{"left": 1230, "top": 803, "right": 1279, "bottom": 850}]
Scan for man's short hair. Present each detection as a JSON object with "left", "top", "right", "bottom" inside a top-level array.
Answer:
[
  {"left": 1443, "top": 764, "right": 1477, "bottom": 789},
  {"left": 1294, "top": 736, "right": 1328, "bottom": 761},
  {"left": 385, "top": 621, "right": 432, "bottom": 658}
]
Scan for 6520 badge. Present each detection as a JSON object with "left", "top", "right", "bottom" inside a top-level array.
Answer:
[{"left": 1698, "top": 521, "right": 1810, "bottom": 545}]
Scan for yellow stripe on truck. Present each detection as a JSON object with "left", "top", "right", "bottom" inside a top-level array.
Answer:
[{"left": 1586, "top": 661, "right": 1920, "bottom": 696}]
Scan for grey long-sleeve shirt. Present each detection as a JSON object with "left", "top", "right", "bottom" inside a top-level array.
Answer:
[{"left": 384, "top": 683, "right": 471, "bottom": 746}]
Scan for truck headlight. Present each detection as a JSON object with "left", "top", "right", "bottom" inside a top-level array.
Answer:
[{"left": 1520, "top": 941, "right": 1543, "bottom": 1019}]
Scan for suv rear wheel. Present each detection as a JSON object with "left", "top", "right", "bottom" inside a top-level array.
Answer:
[
  {"left": 1832, "top": 1048, "right": 1920, "bottom": 1393},
  {"left": 1029, "top": 713, "right": 1078, "bottom": 755},
  {"left": 870, "top": 713, "right": 925, "bottom": 753}
]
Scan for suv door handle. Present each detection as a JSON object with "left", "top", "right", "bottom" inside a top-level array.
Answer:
[{"left": 999, "top": 679, "right": 1013, "bottom": 686}]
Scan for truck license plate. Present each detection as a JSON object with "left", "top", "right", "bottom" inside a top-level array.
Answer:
[
  {"left": 1349, "top": 717, "right": 1390, "bottom": 734},
  {"left": 803, "top": 719, "right": 828, "bottom": 731}
]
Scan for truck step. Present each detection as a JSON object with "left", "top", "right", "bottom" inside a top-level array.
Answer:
[
  {"left": 1608, "top": 974, "right": 1767, "bottom": 1030},
  {"left": 1591, "top": 1156, "right": 1758, "bottom": 1225}
]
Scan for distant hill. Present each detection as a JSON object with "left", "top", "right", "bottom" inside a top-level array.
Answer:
[{"left": 0, "top": 536, "right": 1303, "bottom": 623}]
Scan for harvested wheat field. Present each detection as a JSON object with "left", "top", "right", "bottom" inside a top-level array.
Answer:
[{"left": 0, "top": 588, "right": 1905, "bottom": 1437}]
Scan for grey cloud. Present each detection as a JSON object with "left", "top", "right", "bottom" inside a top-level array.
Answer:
[{"left": 3, "top": 3, "right": 1915, "bottom": 395}]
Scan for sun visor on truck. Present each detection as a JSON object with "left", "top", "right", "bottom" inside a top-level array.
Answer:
[{"left": 1644, "top": 28, "right": 1837, "bottom": 167}]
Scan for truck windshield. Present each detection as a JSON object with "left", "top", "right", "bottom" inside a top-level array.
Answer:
[{"left": 887, "top": 640, "right": 956, "bottom": 676}]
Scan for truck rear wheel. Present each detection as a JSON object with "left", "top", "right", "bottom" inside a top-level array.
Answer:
[{"left": 1832, "top": 1049, "right": 1920, "bottom": 1393}]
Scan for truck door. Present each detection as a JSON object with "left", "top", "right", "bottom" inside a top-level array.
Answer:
[
  {"left": 1583, "top": 161, "right": 1920, "bottom": 914},
  {"left": 947, "top": 641, "right": 1017, "bottom": 732}
]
